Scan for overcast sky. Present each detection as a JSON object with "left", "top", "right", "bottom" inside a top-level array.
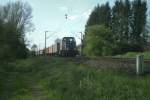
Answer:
[{"left": 1, "top": 0, "right": 149, "bottom": 49}]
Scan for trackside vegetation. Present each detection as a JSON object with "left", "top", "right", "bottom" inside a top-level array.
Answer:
[
  {"left": 0, "top": 63, "right": 35, "bottom": 100},
  {"left": 116, "top": 52, "right": 150, "bottom": 59},
  {"left": 84, "top": 0, "right": 149, "bottom": 56},
  {"left": 0, "top": 1, "right": 33, "bottom": 62},
  {"left": 0, "top": 0, "right": 149, "bottom": 100},
  {"left": 84, "top": 25, "right": 115, "bottom": 56},
  {"left": 1, "top": 57, "right": 150, "bottom": 100}
]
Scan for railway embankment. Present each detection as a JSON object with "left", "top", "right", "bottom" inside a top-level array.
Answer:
[{"left": 83, "top": 57, "right": 150, "bottom": 74}]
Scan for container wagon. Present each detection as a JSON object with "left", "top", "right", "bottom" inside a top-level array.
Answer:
[{"left": 45, "top": 37, "right": 78, "bottom": 57}]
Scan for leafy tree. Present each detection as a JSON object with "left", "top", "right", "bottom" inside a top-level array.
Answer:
[
  {"left": 130, "top": 0, "right": 147, "bottom": 51},
  {"left": 86, "top": 2, "right": 111, "bottom": 27},
  {"left": 84, "top": 25, "right": 114, "bottom": 56},
  {"left": 111, "top": 0, "right": 131, "bottom": 42},
  {"left": 111, "top": 0, "right": 132, "bottom": 53},
  {"left": 111, "top": 0, "right": 127, "bottom": 43},
  {"left": 86, "top": 5, "right": 101, "bottom": 26},
  {"left": 124, "top": 0, "right": 132, "bottom": 41},
  {"left": 0, "top": 1, "right": 33, "bottom": 61},
  {"left": 99, "top": 2, "right": 111, "bottom": 27},
  {"left": 84, "top": 0, "right": 148, "bottom": 56}
]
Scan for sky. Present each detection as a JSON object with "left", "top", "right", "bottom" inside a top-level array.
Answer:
[
  {"left": 0, "top": 0, "right": 116, "bottom": 49},
  {"left": 0, "top": 0, "right": 149, "bottom": 50}
]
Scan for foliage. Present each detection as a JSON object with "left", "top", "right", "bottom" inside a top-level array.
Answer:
[
  {"left": 1, "top": 57, "right": 150, "bottom": 99},
  {"left": 33, "top": 57, "right": 150, "bottom": 100},
  {"left": 7, "top": 57, "right": 150, "bottom": 100},
  {"left": 85, "top": 0, "right": 148, "bottom": 55},
  {"left": 86, "top": 2, "right": 111, "bottom": 27},
  {"left": 0, "top": 1, "right": 33, "bottom": 62},
  {"left": 0, "top": 62, "right": 35, "bottom": 100},
  {"left": 115, "top": 52, "right": 150, "bottom": 59},
  {"left": 84, "top": 25, "right": 114, "bottom": 56}
]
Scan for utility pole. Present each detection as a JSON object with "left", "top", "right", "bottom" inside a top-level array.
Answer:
[
  {"left": 45, "top": 31, "right": 49, "bottom": 56},
  {"left": 80, "top": 32, "right": 84, "bottom": 56},
  {"left": 38, "top": 43, "right": 42, "bottom": 56}
]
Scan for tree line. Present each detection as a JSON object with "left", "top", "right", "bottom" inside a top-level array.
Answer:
[
  {"left": 0, "top": 1, "right": 33, "bottom": 62},
  {"left": 84, "top": 0, "right": 149, "bottom": 56}
]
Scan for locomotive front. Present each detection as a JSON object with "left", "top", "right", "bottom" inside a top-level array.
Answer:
[{"left": 60, "top": 37, "right": 77, "bottom": 56}]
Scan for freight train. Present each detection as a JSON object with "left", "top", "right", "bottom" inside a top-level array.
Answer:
[{"left": 43, "top": 37, "right": 78, "bottom": 57}]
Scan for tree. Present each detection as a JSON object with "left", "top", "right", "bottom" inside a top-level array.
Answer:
[
  {"left": 86, "top": 5, "right": 101, "bottom": 27},
  {"left": 111, "top": 0, "right": 132, "bottom": 53},
  {"left": 86, "top": 2, "right": 111, "bottom": 27},
  {"left": 111, "top": 0, "right": 126, "bottom": 43},
  {"left": 130, "top": 0, "right": 147, "bottom": 51},
  {"left": 0, "top": 1, "right": 33, "bottom": 61},
  {"left": 31, "top": 44, "right": 38, "bottom": 56},
  {"left": 84, "top": 0, "right": 148, "bottom": 56},
  {"left": 99, "top": 2, "right": 111, "bottom": 27},
  {"left": 124, "top": 0, "right": 132, "bottom": 42},
  {"left": 84, "top": 25, "right": 114, "bottom": 56}
]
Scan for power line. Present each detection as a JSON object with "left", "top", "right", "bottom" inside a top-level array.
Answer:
[
  {"left": 43, "top": 7, "right": 92, "bottom": 50},
  {"left": 64, "top": 7, "right": 92, "bottom": 33}
]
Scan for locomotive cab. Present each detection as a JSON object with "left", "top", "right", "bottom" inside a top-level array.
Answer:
[
  {"left": 62, "top": 37, "right": 76, "bottom": 50},
  {"left": 60, "top": 37, "right": 77, "bottom": 56}
]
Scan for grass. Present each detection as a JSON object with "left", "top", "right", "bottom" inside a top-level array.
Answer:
[
  {"left": 1, "top": 57, "right": 150, "bottom": 100},
  {"left": 115, "top": 51, "right": 150, "bottom": 59},
  {"left": 0, "top": 62, "right": 36, "bottom": 100}
]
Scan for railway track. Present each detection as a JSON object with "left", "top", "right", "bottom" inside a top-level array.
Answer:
[
  {"left": 43, "top": 55, "right": 150, "bottom": 64},
  {"left": 39, "top": 55, "right": 150, "bottom": 74},
  {"left": 73, "top": 56, "right": 150, "bottom": 74}
]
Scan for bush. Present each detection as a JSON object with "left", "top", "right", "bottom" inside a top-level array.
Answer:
[{"left": 84, "top": 25, "right": 115, "bottom": 56}]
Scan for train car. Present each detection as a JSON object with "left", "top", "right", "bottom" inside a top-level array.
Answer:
[
  {"left": 45, "top": 45, "right": 55, "bottom": 55},
  {"left": 39, "top": 50, "right": 44, "bottom": 55},
  {"left": 44, "top": 37, "right": 78, "bottom": 57}
]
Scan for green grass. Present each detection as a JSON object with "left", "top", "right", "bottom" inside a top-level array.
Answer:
[
  {"left": 115, "top": 51, "right": 150, "bottom": 59},
  {"left": 0, "top": 62, "right": 36, "bottom": 100},
  {"left": 1, "top": 57, "right": 150, "bottom": 100},
  {"left": 23, "top": 57, "right": 150, "bottom": 100}
]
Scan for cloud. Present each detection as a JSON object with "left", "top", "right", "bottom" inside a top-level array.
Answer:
[
  {"left": 59, "top": 6, "right": 68, "bottom": 11},
  {"left": 68, "top": 15, "right": 79, "bottom": 21},
  {"left": 60, "top": 8, "right": 92, "bottom": 22},
  {"left": 67, "top": 9, "right": 92, "bottom": 21},
  {"left": 82, "top": 9, "right": 92, "bottom": 19}
]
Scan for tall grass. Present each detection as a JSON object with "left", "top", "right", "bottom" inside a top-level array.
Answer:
[
  {"left": 0, "top": 61, "right": 35, "bottom": 100},
  {"left": 1, "top": 57, "right": 150, "bottom": 100},
  {"left": 26, "top": 57, "right": 150, "bottom": 100}
]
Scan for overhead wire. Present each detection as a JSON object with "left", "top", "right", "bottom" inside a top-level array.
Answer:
[
  {"left": 66, "top": 7, "right": 92, "bottom": 37},
  {"left": 46, "top": 5, "right": 93, "bottom": 47}
]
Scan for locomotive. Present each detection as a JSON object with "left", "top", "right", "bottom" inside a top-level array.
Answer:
[{"left": 44, "top": 37, "right": 78, "bottom": 57}]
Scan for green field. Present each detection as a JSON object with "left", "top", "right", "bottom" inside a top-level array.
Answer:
[
  {"left": 115, "top": 52, "right": 150, "bottom": 59},
  {"left": 0, "top": 57, "right": 150, "bottom": 100}
]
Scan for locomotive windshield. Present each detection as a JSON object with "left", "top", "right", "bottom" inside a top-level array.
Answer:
[
  {"left": 69, "top": 38, "right": 73, "bottom": 41},
  {"left": 63, "top": 37, "right": 75, "bottom": 42},
  {"left": 62, "top": 37, "right": 76, "bottom": 50}
]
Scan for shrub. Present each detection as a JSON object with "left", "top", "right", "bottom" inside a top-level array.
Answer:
[{"left": 84, "top": 25, "right": 115, "bottom": 56}]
